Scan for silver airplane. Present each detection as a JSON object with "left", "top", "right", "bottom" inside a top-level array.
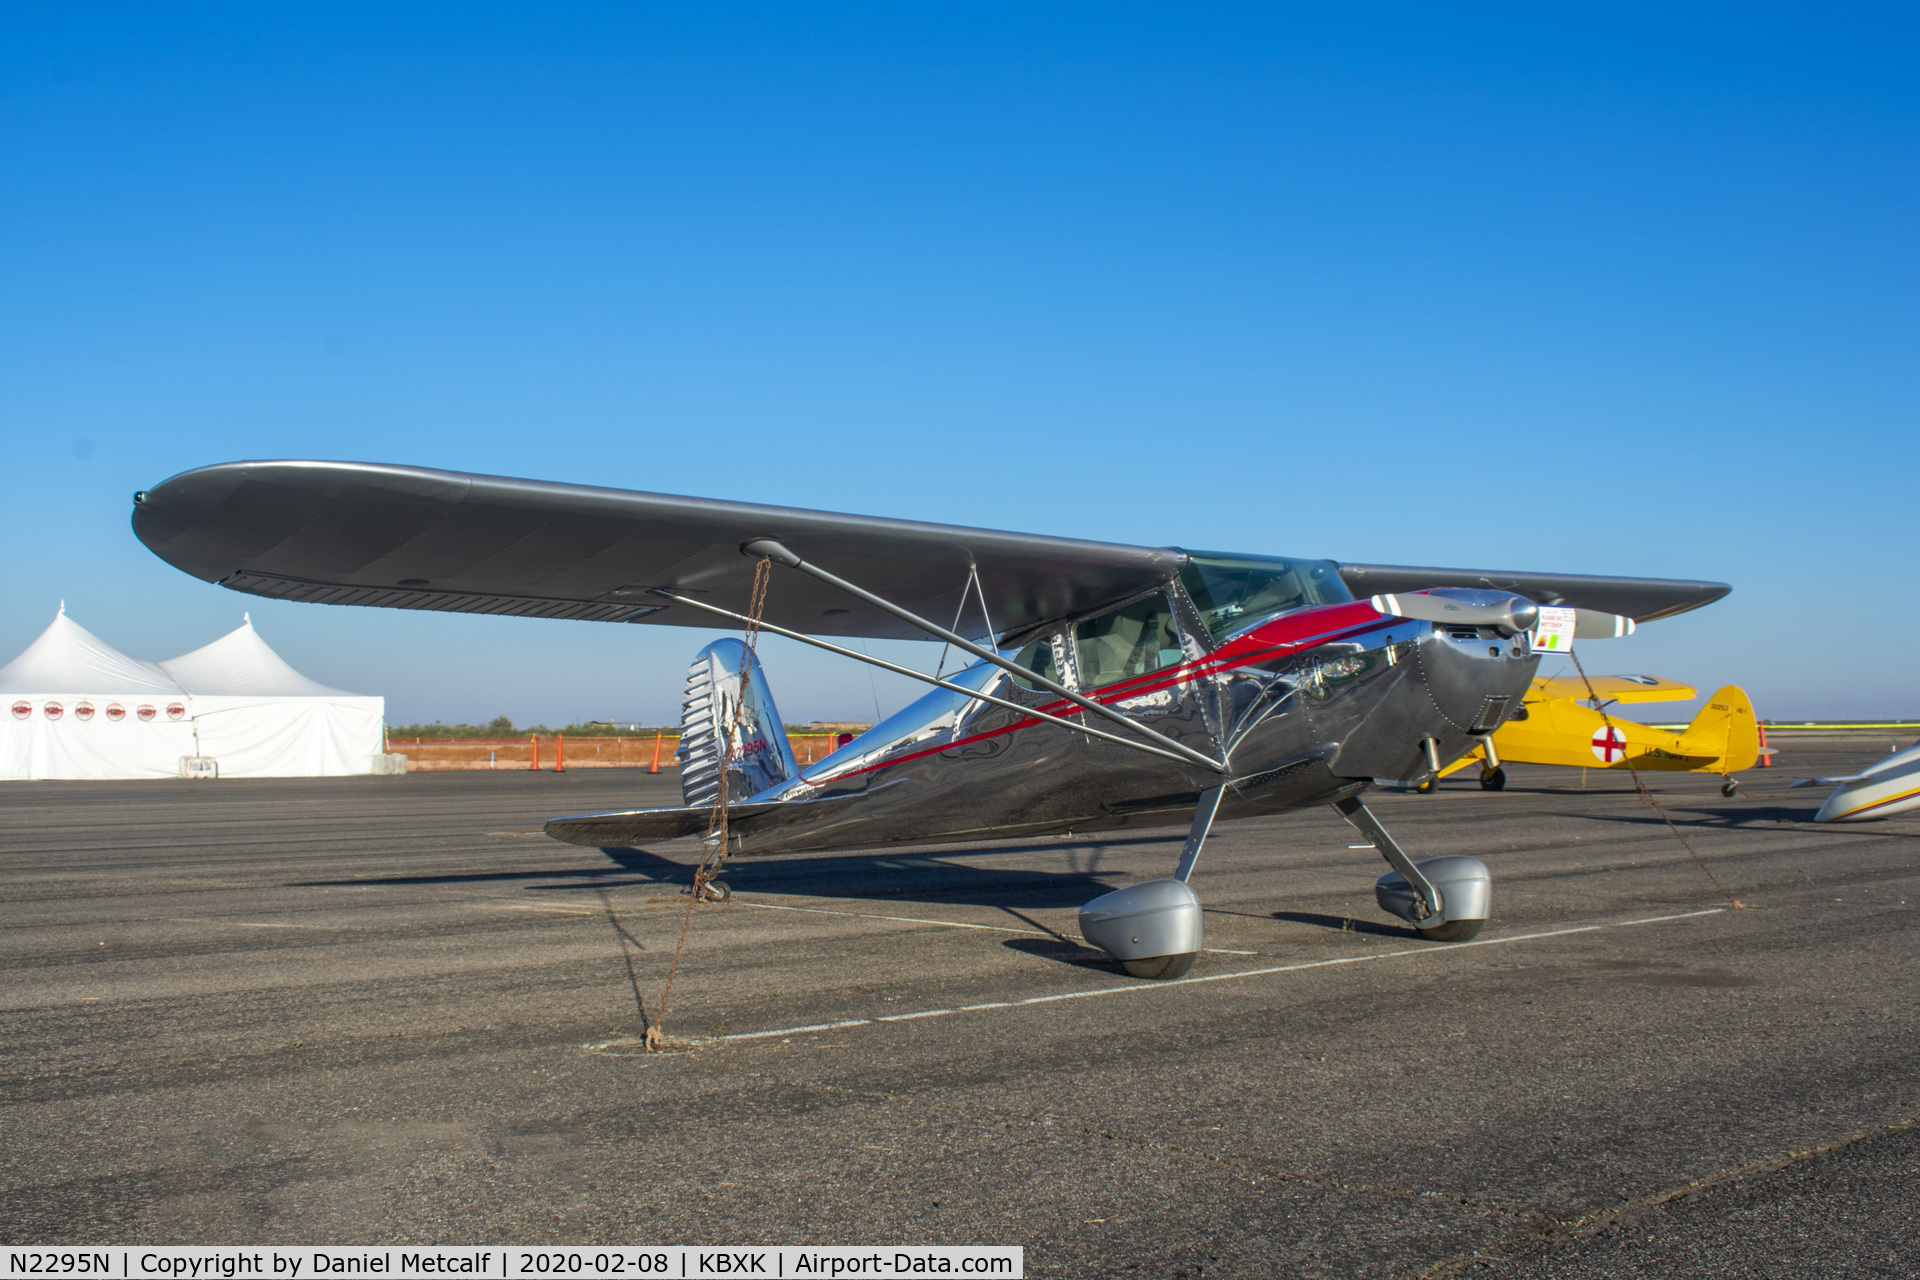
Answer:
[
  {"left": 1793, "top": 741, "right": 1920, "bottom": 822},
  {"left": 131, "top": 461, "right": 1729, "bottom": 979}
]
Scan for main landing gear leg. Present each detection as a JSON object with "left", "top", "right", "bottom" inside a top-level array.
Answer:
[
  {"left": 1078, "top": 785, "right": 1223, "bottom": 980},
  {"left": 1173, "top": 784, "right": 1226, "bottom": 884},
  {"left": 1333, "top": 795, "right": 1491, "bottom": 942}
]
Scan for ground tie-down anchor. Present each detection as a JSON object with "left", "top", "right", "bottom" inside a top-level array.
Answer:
[{"left": 647, "top": 557, "right": 773, "bottom": 1051}]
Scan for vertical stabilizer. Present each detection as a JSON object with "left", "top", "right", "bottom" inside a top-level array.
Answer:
[
  {"left": 1675, "top": 685, "right": 1760, "bottom": 773},
  {"left": 678, "top": 638, "right": 800, "bottom": 808}
]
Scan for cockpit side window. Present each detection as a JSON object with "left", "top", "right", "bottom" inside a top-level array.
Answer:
[
  {"left": 1010, "top": 633, "right": 1062, "bottom": 690},
  {"left": 1178, "top": 551, "right": 1352, "bottom": 644},
  {"left": 1072, "top": 592, "right": 1183, "bottom": 690}
]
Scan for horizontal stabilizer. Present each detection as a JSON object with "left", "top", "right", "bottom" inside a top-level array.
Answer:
[
  {"left": 545, "top": 805, "right": 743, "bottom": 846},
  {"left": 545, "top": 793, "right": 863, "bottom": 848}
]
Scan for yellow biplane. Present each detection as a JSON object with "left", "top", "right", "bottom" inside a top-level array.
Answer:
[{"left": 1438, "top": 675, "right": 1765, "bottom": 796}]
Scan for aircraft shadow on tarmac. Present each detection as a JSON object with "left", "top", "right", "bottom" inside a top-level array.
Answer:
[
  {"left": 1566, "top": 804, "right": 1919, "bottom": 836},
  {"left": 1266, "top": 910, "right": 1421, "bottom": 940},
  {"left": 295, "top": 837, "right": 1180, "bottom": 912},
  {"left": 590, "top": 842, "right": 1138, "bottom": 910},
  {"left": 999, "top": 935, "right": 1126, "bottom": 972}
]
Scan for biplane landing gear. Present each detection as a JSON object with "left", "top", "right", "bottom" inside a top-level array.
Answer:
[
  {"left": 1721, "top": 777, "right": 1741, "bottom": 798},
  {"left": 1480, "top": 767, "right": 1507, "bottom": 791}
]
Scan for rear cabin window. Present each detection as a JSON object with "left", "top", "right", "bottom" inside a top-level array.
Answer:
[
  {"left": 1072, "top": 593, "right": 1183, "bottom": 690},
  {"left": 1010, "top": 634, "right": 1060, "bottom": 690},
  {"left": 1179, "top": 551, "right": 1352, "bottom": 644}
]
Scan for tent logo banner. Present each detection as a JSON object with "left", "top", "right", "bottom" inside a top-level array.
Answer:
[
  {"left": 106, "top": 702, "right": 125, "bottom": 721},
  {"left": 166, "top": 702, "right": 187, "bottom": 720},
  {"left": 10, "top": 701, "right": 27, "bottom": 720},
  {"left": 136, "top": 704, "right": 156, "bottom": 722},
  {"left": 76, "top": 700, "right": 94, "bottom": 720},
  {"left": 45, "top": 700, "right": 63, "bottom": 720}
]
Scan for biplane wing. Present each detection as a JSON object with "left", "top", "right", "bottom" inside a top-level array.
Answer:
[
  {"left": 132, "top": 460, "right": 1732, "bottom": 642},
  {"left": 1529, "top": 674, "right": 1699, "bottom": 704}
]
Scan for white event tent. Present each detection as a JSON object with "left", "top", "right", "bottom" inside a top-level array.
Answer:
[{"left": 1, "top": 608, "right": 389, "bottom": 780}]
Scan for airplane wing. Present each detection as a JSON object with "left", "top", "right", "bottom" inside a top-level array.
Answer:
[
  {"left": 131, "top": 461, "right": 1184, "bottom": 643},
  {"left": 132, "top": 460, "right": 1732, "bottom": 642},
  {"left": 1337, "top": 563, "right": 1729, "bottom": 621},
  {"left": 1530, "top": 675, "right": 1699, "bottom": 704}
]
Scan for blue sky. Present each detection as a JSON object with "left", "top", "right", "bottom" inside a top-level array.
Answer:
[{"left": 2, "top": 6, "right": 1914, "bottom": 726}]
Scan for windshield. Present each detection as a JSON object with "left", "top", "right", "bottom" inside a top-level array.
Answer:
[{"left": 1179, "top": 551, "right": 1351, "bottom": 644}]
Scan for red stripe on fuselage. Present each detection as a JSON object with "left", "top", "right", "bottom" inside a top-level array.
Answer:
[{"left": 799, "top": 601, "right": 1401, "bottom": 784}]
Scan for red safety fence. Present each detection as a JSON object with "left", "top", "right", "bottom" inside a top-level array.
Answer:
[{"left": 389, "top": 734, "right": 847, "bottom": 771}]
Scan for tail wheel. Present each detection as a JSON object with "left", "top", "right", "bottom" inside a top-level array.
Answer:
[
  {"left": 698, "top": 879, "right": 733, "bottom": 902},
  {"left": 1479, "top": 767, "right": 1507, "bottom": 792},
  {"left": 1721, "top": 778, "right": 1741, "bottom": 798}
]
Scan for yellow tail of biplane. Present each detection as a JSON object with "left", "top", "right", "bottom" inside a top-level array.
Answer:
[{"left": 1674, "top": 685, "right": 1760, "bottom": 773}]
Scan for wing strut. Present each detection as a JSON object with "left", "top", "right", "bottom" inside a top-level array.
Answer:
[
  {"left": 652, "top": 590, "right": 1211, "bottom": 771},
  {"left": 739, "top": 538, "right": 1228, "bottom": 775}
]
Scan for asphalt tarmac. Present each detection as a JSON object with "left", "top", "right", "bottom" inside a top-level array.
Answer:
[{"left": 2, "top": 735, "right": 1915, "bottom": 1277}]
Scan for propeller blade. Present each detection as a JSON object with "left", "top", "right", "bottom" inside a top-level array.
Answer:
[
  {"left": 1368, "top": 589, "right": 1538, "bottom": 634},
  {"left": 1372, "top": 590, "right": 1637, "bottom": 645},
  {"left": 1571, "top": 609, "right": 1636, "bottom": 639}
]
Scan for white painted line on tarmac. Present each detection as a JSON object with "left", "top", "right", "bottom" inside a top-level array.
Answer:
[
  {"left": 1617, "top": 908, "right": 1726, "bottom": 926},
  {"left": 483, "top": 902, "right": 598, "bottom": 916},
  {"left": 725, "top": 1018, "right": 872, "bottom": 1042},
  {"left": 733, "top": 897, "right": 1258, "bottom": 954},
  {"left": 718, "top": 910, "right": 1725, "bottom": 1044}
]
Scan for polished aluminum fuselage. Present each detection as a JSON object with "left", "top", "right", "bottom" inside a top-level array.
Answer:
[
  {"left": 717, "top": 598, "right": 1538, "bottom": 856},
  {"left": 1813, "top": 742, "right": 1920, "bottom": 822}
]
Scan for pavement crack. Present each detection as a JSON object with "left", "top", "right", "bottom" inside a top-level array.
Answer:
[{"left": 1409, "top": 1113, "right": 1920, "bottom": 1277}]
